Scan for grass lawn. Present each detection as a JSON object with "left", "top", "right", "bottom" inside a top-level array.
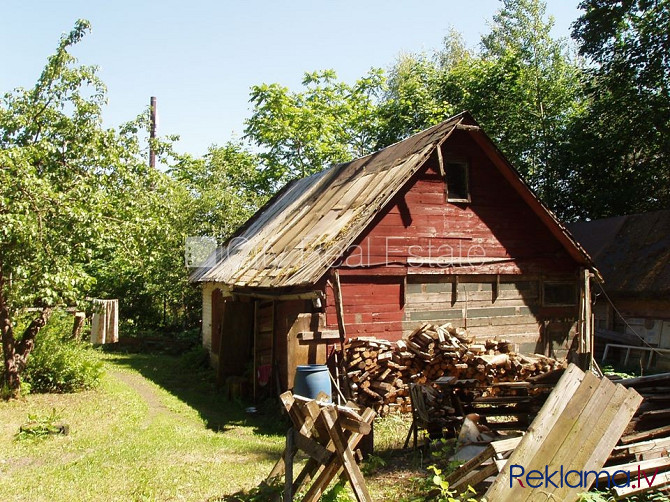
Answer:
[{"left": 0, "top": 351, "right": 423, "bottom": 502}]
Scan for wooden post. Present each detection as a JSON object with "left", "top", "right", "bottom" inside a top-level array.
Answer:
[
  {"left": 149, "top": 96, "right": 157, "bottom": 168},
  {"left": 284, "top": 427, "right": 294, "bottom": 502},
  {"left": 216, "top": 299, "right": 227, "bottom": 387},
  {"left": 583, "top": 269, "right": 593, "bottom": 370},
  {"left": 253, "top": 300, "right": 258, "bottom": 401},
  {"left": 332, "top": 270, "right": 349, "bottom": 402},
  {"left": 331, "top": 270, "right": 347, "bottom": 347}
]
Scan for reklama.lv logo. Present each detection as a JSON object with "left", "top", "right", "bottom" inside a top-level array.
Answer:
[{"left": 509, "top": 464, "right": 659, "bottom": 489}]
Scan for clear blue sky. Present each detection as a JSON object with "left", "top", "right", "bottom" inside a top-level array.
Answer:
[{"left": 2, "top": 0, "right": 581, "bottom": 157}]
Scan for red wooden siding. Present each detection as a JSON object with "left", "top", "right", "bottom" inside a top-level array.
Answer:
[
  {"left": 325, "top": 277, "right": 404, "bottom": 341},
  {"left": 337, "top": 131, "right": 575, "bottom": 275},
  {"left": 323, "top": 131, "right": 581, "bottom": 348}
]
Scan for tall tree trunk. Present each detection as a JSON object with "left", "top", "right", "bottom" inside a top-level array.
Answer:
[
  {"left": 0, "top": 290, "right": 20, "bottom": 398},
  {"left": 0, "top": 274, "right": 53, "bottom": 398}
]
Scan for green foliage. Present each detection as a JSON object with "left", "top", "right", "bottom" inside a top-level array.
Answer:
[
  {"left": 170, "top": 141, "right": 268, "bottom": 243},
  {"left": 245, "top": 69, "right": 385, "bottom": 184},
  {"left": 20, "top": 312, "right": 103, "bottom": 393},
  {"left": 0, "top": 19, "right": 110, "bottom": 310},
  {"left": 361, "top": 454, "right": 388, "bottom": 475},
  {"left": 376, "top": 0, "right": 583, "bottom": 214},
  {"left": 561, "top": 0, "right": 670, "bottom": 220},
  {"left": 421, "top": 466, "right": 481, "bottom": 502},
  {"left": 16, "top": 408, "right": 68, "bottom": 441},
  {"left": 321, "top": 481, "right": 356, "bottom": 502}
]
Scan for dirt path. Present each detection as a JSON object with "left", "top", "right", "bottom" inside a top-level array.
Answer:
[{"left": 110, "top": 370, "right": 171, "bottom": 427}]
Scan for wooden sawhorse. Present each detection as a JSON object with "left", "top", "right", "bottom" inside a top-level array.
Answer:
[{"left": 266, "top": 391, "right": 375, "bottom": 502}]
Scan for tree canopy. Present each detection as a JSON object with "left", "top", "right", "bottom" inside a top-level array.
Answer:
[{"left": 561, "top": 0, "right": 670, "bottom": 219}]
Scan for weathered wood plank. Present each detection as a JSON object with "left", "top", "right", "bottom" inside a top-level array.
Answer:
[{"left": 485, "top": 364, "right": 587, "bottom": 500}]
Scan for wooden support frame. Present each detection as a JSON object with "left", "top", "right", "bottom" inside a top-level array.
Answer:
[{"left": 269, "top": 391, "right": 375, "bottom": 502}]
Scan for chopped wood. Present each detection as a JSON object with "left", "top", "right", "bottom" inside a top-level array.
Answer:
[{"left": 341, "top": 322, "right": 564, "bottom": 416}]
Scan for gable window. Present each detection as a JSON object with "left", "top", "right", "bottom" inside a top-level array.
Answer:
[
  {"left": 445, "top": 161, "right": 470, "bottom": 202},
  {"left": 542, "top": 281, "right": 577, "bottom": 306}
]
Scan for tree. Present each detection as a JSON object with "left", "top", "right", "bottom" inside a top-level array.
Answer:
[
  {"left": 472, "top": 0, "right": 583, "bottom": 208},
  {"left": 170, "top": 141, "right": 268, "bottom": 243},
  {"left": 244, "top": 69, "right": 385, "bottom": 184},
  {"left": 375, "top": 51, "right": 459, "bottom": 148},
  {"left": 561, "top": 0, "right": 670, "bottom": 219},
  {"left": 0, "top": 21, "right": 155, "bottom": 396},
  {"left": 375, "top": 29, "right": 473, "bottom": 148},
  {"left": 375, "top": 1, "right": 582, "bottom": 211}
]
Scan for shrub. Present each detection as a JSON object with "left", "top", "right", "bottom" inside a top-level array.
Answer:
[{"left": 1, "top": 311, "right": 104, "bottom": 394}]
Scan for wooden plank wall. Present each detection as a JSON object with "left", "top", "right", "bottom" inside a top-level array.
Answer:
[
  {"left": 321, "top": 131, "right": 582, "bottom": 355},
  {"left": 340, "top": 132, "right": 578, "bottom": 276},
  {"left": 324, "top": 277, "right": 404, "bottom": 340},
  {"left": 405, "top": 275, "right": 538, "bottom": 343},
  {"left": 324, "top": 274, "right": 578, "bottom": 356},
  {"left": 201, "top": 282, "right": 215, "bottom": 354},
  {"left": 405, "top": 275, "right": 576, "bottom": 356}
]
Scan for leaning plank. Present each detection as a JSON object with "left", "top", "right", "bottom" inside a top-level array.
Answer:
[
  {"left": 486, "top": 364, "right": 642, "bottom": 502},
  {"left": 451, "top": 462, "right": 498, "bottom": 492},
  {"left": 485, "top": 363, "right": 586, "bottom": 498},
  {"left": 445, "top": 436, "right": 522, "bottom": 487},
  {"left": 496, "top": 371, "right": 605, "bottom": 501},
  {"left": 552, "top": 383, "right": 641, "bottom": 500}
]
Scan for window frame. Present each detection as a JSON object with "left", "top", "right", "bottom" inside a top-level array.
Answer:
[
  {"left": 542, "top": 280, "right": 578, "bottom": 307},
  {"left": 444, "top": 158, "right": 471, "bottom": 203}
]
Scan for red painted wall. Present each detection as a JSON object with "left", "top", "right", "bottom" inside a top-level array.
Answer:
[{"left": 324, "top": 131, "right": 580, "bottom": 342}]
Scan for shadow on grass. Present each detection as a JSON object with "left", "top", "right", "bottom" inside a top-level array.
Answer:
[{"left": 103, "top": 352, "right": 289, "bottom": 438}]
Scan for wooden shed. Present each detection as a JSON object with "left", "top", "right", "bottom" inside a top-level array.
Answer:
[
  {"left": 569, "top": 210, "right": 670, "bottom": 367},
  {"left": 190, "top": 112, "right": 598, "bottom": 396}
]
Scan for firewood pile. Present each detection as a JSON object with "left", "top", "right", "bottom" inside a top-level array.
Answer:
[{"left": 343, "top": 323, "right": 565, "bottom": 416}]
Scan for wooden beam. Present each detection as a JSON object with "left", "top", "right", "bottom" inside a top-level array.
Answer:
[
  {"left": 320, "top": 408, "right": 372, "bottom": 502},
  {"left": 436, "top": 142, "right": 446, "bottom": 177},
  {"left": 612, "top": 471, "right": 670, "bottom": 499},
  {"left": 455, "top": 124, "right": 481, "bottom": 131},
  {"left": 331, "top": 270, "right": 347, "bottom": 348},
  {"left": 613, "top": 435, "right": 670, "bottom": 455},
  {"left": 294, "top": 431, "right": 333, "bottom": 465}
]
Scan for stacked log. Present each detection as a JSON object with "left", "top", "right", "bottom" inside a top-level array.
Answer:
[{"left": 343, "top": 322, "right": 564, "bottom": 416}]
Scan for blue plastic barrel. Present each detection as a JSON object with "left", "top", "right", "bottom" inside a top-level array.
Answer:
[{"left": 294, "top": 364, "right": 331, "bottom": 402}]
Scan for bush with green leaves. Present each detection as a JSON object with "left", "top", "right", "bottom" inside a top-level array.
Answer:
[{"left": 2, "top": 311, "right": 104, "bottom": 394}]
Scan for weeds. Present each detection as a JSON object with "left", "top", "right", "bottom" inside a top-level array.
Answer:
[{"left": 16, "top": 408, "right": 68, "bottom": 441}]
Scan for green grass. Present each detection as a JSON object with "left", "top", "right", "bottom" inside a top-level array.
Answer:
[
  {"left": 0, "top": 350, "right": 433, "bottom": 501},
  {"left": 0, "top": 352, "right": 286, "bottom": 502}
]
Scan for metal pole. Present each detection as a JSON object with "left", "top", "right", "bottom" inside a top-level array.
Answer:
[{"left": 149, "top": 96, "right": 157, "bottom": 168}]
